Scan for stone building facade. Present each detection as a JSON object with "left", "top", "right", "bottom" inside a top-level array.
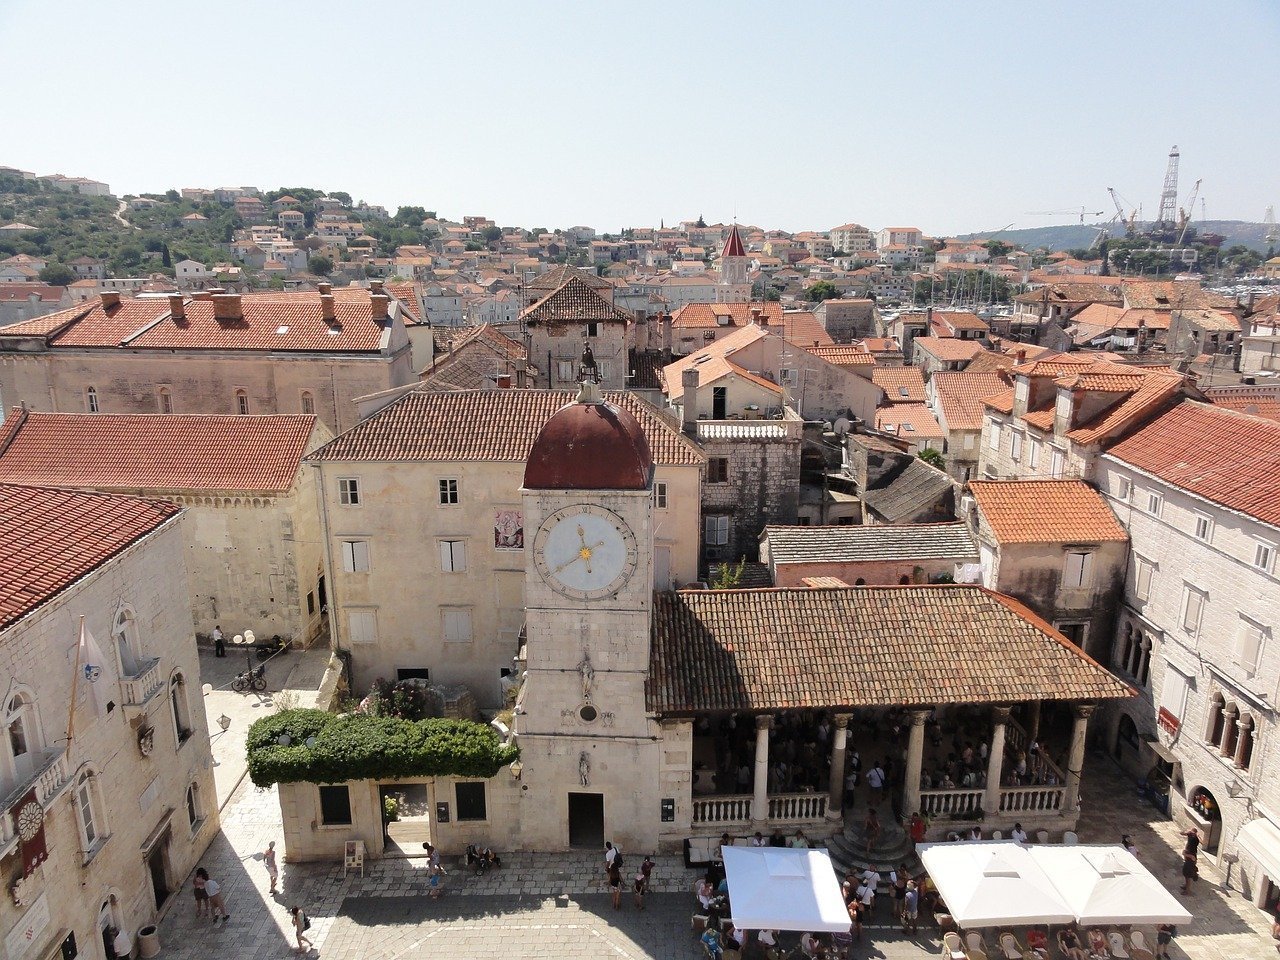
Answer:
[{"left": 0, "top": 486, "right": 215, "bottom": 960}]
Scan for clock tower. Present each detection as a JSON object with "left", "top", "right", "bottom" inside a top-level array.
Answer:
[{"left": 516, "top": 377, "right": 659, "bottom": 850}]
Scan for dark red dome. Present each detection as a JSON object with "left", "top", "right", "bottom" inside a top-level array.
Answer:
[{"left": 524, "top": 396, "right": 653, "bottom": 490}]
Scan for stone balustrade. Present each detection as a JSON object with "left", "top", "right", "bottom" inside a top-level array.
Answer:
[
  {"left": 121, "top": 657, "right": 164, "bottom": 707},
  {"left": 999, "top": 784, "right": 1065, "bottom": 814},
  {"left": 920, "top": 788, "right": 984, "bottom": 818},
  {"left": 692, "top": 791, "right": 829, "bottom": 826}
]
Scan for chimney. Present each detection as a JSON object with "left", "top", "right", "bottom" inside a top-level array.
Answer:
[
  {"left": 212, "top": 293, "right": 243, "bottom": 321},
  {"left": 371, "top": 294, "right": 390, "bottom": 320},
  {"left": 321, "top": 293, "right": 336, "bottom": 324},
  {"left": 191, "top": 290, "right": 213, "bottom": 301},
  {"left": 496, "top": 374, "right": 513, "bottom": 389},
  {"left": 169, "top": 294, "right": 185, "bottom": 320},
  {"left": 926, "top": 306, "right": 933, "bottom": 322},
  {"left": 681, "top": 368, "right": 700, "bottom": 434},
  {"left": 661, "top": 313, "right": 673, "bottom": 353},
  {"left": 317, "top": 281, "right": 333, "bottom": 296},
  {"left": 99, "top": 292, "right": 121, "bottom": 309},
  {"left": 369, "top": 279, "right": 384, "bottom": 295},
  {"left": 516, "top": 355, "right": 529, "bottom": 388},
  {"left": 1014, "top": 348, "right": 1026, "bottom": 365},
  {"left": 750, "top": 306, "right": 763, "bottom": 326}
]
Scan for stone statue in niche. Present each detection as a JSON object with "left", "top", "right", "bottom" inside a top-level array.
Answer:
[
  {"left": 578, "top": 751, "right": 590, "bottom": 787},
  {"left": 578, "top": 652, "right": 594, "bottom": 702}
]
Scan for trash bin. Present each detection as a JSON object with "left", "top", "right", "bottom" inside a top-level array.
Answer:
[{"left": 137, "top": 925, "right": 160, "bottom": 959}]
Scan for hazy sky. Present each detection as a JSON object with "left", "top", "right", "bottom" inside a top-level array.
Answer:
[{"left": 4, "top": 1, "right": 1277, "bottom": 236}]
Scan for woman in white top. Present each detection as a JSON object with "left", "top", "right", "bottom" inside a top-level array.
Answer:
[{"left": 1011, "top": 823, "right": 1028, "bottom": 844}]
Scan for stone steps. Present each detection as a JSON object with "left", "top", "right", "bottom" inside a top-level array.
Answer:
[{"left": 827, "top": 819, "right": 920, "bottom": 879}]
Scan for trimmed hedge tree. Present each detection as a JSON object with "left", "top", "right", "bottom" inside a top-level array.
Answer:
[{"left": 247, "top": 709, "right": 519, "bottom": 787}]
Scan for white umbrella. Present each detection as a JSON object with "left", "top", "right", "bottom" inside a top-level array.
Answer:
[
  {"left": 1029, "top": 846, "right": 1192, "bottom": 925},
  {"left": 919, "top": 841, "right": 1076, "bottom": 927},
  {"left": 721, "top": 846, "right": 851, "bottom": 933}
]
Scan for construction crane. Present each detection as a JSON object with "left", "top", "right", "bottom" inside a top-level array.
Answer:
[
  {"left": 1108, "top": 187, "right": 1139, "bottom": 237},
  {"left": 1156, "top": 145, "right": 1181, "bottom": 228},
  {"left": 1265, "top": 205, "right": 1278, "bottom": 246},
  {"left": 1023, "top": 206, "right": 1105, "bottom": 223},
  {"left": 1176, "top": 178, "right": 1202, "bottom": 245}
]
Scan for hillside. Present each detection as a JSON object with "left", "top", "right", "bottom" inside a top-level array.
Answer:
[{"left": 959, "top": 220, "right": 1273, "bottom": 253}]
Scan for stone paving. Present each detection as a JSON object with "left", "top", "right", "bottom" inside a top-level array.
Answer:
[{"left": 156, "top": 670, "right": 1280, "bottom": 960}]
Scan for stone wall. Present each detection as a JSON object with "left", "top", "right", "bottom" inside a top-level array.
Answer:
[{"left": 700, "top": 434, "right": 800, "bottom": 564}]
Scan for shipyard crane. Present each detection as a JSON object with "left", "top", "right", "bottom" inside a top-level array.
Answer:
[
  {"left": 1108, "top": 187, "right": 1139, "bottom": 237},
  {"left": 1265, "top": 205, "right": 1278, "bottom": 246},
  {"left": 1156, "top": 145, "right": 1181, "bottom": 228},
  {"left": 1024, "top": 206, "right": 1105, "bottom": 223},
  {"left": 1176, "top": 178, "right": 1202, "bottom": 245}
]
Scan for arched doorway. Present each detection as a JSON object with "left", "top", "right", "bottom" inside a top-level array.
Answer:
[
  {"left": 1114, "top": 714, "right": 1139, "bottom": 759},
  {"left": 1188, "top": 786, "right": 1222, "bottom": 855},
  {"left": 97, "top": 895, "right": 121, "bottom": 960}
]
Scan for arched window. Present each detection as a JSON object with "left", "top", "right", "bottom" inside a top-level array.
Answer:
[
  {"left": 86, "top": 386, "right": 99, "bottom": 413},
  {"left": 75, "top": 768, "right": 106, "bottom": 853},
  {"left": 300, "top": 391, "right": 315, "bottom": 415},
  {"left": 235, "top": 389, "right": 249, "bottom": 415},
  {"left": 170, "top": 674, "right": 192, "bottom": 746},
  {"left": 157, "top": 387, "right": 172, "bottom": 414},
  {"left": 1206, "top": 691, "right": 1226, "bottom": 746},
  {"left": 6, "top": 693, "right": 40, "bottom": 780},
  {"left": 113, "top": 607, "right": 141, "bottom": 677},
  {"left": 186, "top": 781, "right": 202, "bottom": 830}
]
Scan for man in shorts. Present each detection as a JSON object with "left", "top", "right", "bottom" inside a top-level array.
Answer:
[{"left": 902, "top": 880, "right": 919, "bottom": 934}]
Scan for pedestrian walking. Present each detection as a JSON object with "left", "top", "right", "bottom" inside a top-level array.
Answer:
[
  {"left": 1155, "top": 923, "right": 1174, "bottom": 958},
  {"left": 1180, "top": 851, "right": 1197, "bottom": 895},
  {"left": 212, "top": 625, "right": 226, "bottom": 657},
  {"left": 428, "top": 862, "right": 446, "bottom": 899},
  {"left": 604, "top": 841, "right": 621, "bottom": 873},
  {"left": 1183, "top": 828, "right": 1200, "bottom": 859},
  {"left": 633, "top": 868, "right": 647, "bottom": 909},
  {"left": 205, "top": 874, "right": 229, "bottom": 923},
  {"left": 866, "top": 762, "right": 886, "bottom": 804},
  {"left": 192, "top": 868, "right": 209, "bottom": 918},
  {"left": 903, "top": 880, "right": 919, "bottom": 935},
  {"left": 289, "top": 906, "right": 313, "bottom": 952},
  {"left": 640, "top": 854, "right": 654, "bottom": 893},
  {"left": 607, "top": 862, "right": 623, "bottom": 910},
  {"left": 264, "top": 841, "right": 279, "bottom": 894}
]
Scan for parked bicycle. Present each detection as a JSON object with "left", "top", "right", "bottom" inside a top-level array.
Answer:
[{"left": 231, "top": 664, "right": 267, "bottom": 692}]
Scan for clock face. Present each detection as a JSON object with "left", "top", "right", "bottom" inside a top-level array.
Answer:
[
  {"left": 17, "top": 801, "right": 42, "bottom": 842},
  {"left": 533, "top": 505, "right": 637, "bottom": 601}
]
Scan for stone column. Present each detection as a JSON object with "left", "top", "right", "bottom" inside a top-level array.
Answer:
[
  {"left": 1234, "top": 714, "right": 1254, "bottom": 769},
  {"left": 752, "top": 714, "right": 772, "bottom": 826},
  {"left": 826, "top": 714, "right": 852, "bottom": 821},
  {"left": 984, "top": 706, "right": 1011, "bottom": 819},
  {"left": 1062, "top": 703, "right": 1095, "bottom": 814},
  {"left": 902, "top": 709, "right": 930, "bottom": 819},
  {"left": 1220, "top": 705, "right": 1240, "bottom": 758}
]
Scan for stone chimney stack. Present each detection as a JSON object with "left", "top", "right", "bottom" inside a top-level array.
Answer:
[
  {"left": 317, "top": 281, "right": 333, "bottom": 296},
  {"left": 661, "top": 313, "right": 673, "bottom": 353},
  {"left": 371, "top": 294, "right": 390, "bottom": 320},
  {"left": 321, "top": 294, "right": 336, "bottom": 324},
  {"left": 168, "top": 294, "right": 185, "bottom": 320},
  {"left": 212, "top": 293, "right": 242, "bottom": 321},
  {"left": 681, "top": 368, "right": 700, "bottom": 435},
  {"left": 99, "top": 292, "right": 120, "bottom": 309},
  {"left": 369, "top": 279, "right": 385, "bottom": 296},
  {"left": 191, "top": 290, "right": 213, "bottom": 301}
]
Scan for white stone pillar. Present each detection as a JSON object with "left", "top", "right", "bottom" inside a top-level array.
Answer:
[
  {"left": 827, "top": 714, "right": 852, "bottom": 821},
  {"left": 984, "top": 706, "right": 1011, "bottom": 819},
  {"left": 1062, "top": 703, "right": 1095, "bottom": 814},
  {"left": 1234, "top": 715, "right": 1254, "bottom": 769},
  {"left": 903, "top": 709, "right": 930, "bottom": 818},
  {"left": 752, "top": 714, "right": 772, "bottom": 826}
]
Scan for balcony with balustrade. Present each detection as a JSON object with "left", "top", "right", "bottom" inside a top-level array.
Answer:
[
  {"left": 0, "top": 747, "right": 72, "bottom": 857},
  {"left": 121, "top": 657, "right": 164, "bottom": 710}
]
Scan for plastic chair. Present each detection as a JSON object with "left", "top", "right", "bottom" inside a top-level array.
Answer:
[
  {"left": 1063, "top": 831, "right": 1079, "bottom": 846},
  {"left": 1036, "top": 830, "right": 1050, "bottom": 844},
  {"left": 990, "top": 830, "right": 1003, "bottom": 840},
  {"left": 1127, "top": 931, "right": 1155, "bottom": 960},
  {"left": 832, "top": 930, "right": 854, "bottom": 958},
  {"left": 997, "top": 931, "right": 1024, "bottom": 960},
  {"left": 1107, "top": 931, "right": 1130, "bottom": 959},
  {"left": 965, "top": 930, "right": 990, "bottom": 960},
  {"left": 943, "top": 932, "right": 967, "bottom": 960}
]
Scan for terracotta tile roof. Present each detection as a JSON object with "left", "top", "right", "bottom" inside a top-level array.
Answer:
[
  {"left": 0, "top": 284, "right": 65, "bottom": 303},
  {"left": 0, "top": 290, "right": 400, "bottom": 353},
  {"left": 671, "top": 302, "right": 784, "bottom": 329},
  {"left": 1065, "top": 370, "right": 1184, "bottom": 446},
  {"left": 418, "top": 325, "right": 526, "bottom": 390},
  {"left": 776, "top": 311, "right": 834, "bottom": 347},
  {"left": 1054, "top": 372, "right": 1147, "bottom": 392},
  {"left": 871, "top": 367, "right": 926, "bottom": 403},
  {"left": 931, "top": 371, "right": 1009, "bottom": 431},
  {"left": 520, "top": 276, "right": 631, "bottom": 326},
  {"left": 662, "top": 325, "right": 773, "bottom": 400},
  {"left": 764, "top": 522, "right": 976, "bottom": 565},
  {"left": 1178, "top": 308, "right": 1241, "bottom": 332},
  {"left": 863, "top": 457, "right": 955, "bottom": 523},
  {"left": 0, "top": 410, "right": 318, "bottom": 493},
  {"left": 1105, "top": 400, "right": 1280, "bottom": 527},
  {"left": 383, "top": 281, "right": 423, "bottom": 323},
  {"left": 875, "top": 403, "right": 944, "bottom": 441},
  {"left": 1013, "top": 283, "right": 1123, "bottom": 306},
  {"left": 310, "top": 388, "right": 704, "bottom": 467},
  {"left": 1113, "top": 307, "right": 1172, "bottom": 330},
  {"left": 1202, "top": 388, "right": 1280, "bottom": 423},
  {"left": 930, "top": 310, "right": 989, "bottom": 333},
  {"left": 805, "top": 344, "right": 876, "bottom": 368},
  {"left": 1121, "top": 279, "right": 1233, "bottom": 311},
  {"left": 968, "top": 480, "right": 1128, "bottom": 544},
  {"left": 647, "top": 585, "right": 1133, "bottom": 713},
  {"left": 913, "top": 336, "right": 987, "bottom": 364},
  {"left": 526, "top": 264, "right": 614, "bottom": 292},
  {"left": 0, "top": 484, "right": 182, "bottom": 630}
]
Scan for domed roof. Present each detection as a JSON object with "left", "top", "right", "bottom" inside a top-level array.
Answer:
[{"left": 524, "top": 384, "right": 653, "bottom": 491}]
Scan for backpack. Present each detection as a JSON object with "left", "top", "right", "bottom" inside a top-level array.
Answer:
[{"left": 302, "top": 914, "right": 311, "bottom": 931}]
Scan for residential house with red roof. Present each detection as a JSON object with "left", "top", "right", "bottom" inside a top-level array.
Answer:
[
  {"left": 0, "top": 283, "right": 70, "bottom": 327},
  {"left": 0, "top": 284, "right": 416, "bottom": 433},
  {"left": 0, "top": 410, "right": 331, "bottom": 643},
  {"left": 927, "top": 370, "right": 1010, "bottom": 481},
  {"left": 1095, "top": 401, "right": 1280, "bottom": 900},
  {"left": 521, "top": 275, "right": 632, "bottom": 390},
  {"left": 0, "top": 484, "right": 215, "bottom": 953}
]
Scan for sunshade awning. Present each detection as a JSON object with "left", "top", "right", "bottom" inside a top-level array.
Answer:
[
  {"left": 919, "top": 841, "right": 1075, "bottom": 927},
  {"left": 1238, "top": 817, "right": 1280, "bottom": 884},
  {"left": 1028, "top": 846, "right": 1191, "bottom": 925},
  {"left": 721, "top": 846, "right": 850, "bottom": 933}
]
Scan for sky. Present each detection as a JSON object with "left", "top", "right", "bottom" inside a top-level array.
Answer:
[{"left": 3, "top": 1, "right": 1278, "bottom": 236}]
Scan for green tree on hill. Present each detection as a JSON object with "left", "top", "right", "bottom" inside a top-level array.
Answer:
[
  {"left": 806, "top": 280, "right": 840, "bottom": 302},
  {"left": 308, "top": 255, "right": 333, "bottom": 276},
  {"left": 39, "top": 263, "right": 74, "bottom": 286}
]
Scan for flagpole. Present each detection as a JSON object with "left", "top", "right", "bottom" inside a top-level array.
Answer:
[{"left": 66, "top": 615, "right": 84, "bottom": 751}]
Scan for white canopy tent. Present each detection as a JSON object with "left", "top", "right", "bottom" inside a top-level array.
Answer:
[
  {"left": 720, "top": 846, "right": 851, "bottom": 933},
  {"left": 918, "top": 841, "right": 1075, "bottom": 927},
  {"left": 1028, "top": 846, "right": 1192, "bottom": 925}
]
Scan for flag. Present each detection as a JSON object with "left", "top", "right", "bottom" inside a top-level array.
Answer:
[{"left": 69, "top": 621, "right": 109, "bottom": 720}]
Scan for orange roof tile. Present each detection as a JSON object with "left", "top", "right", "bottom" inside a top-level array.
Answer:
[
  {"left": 311, "top": 389, "right": 703, "bottom": 467},
  {"left": 0, "top": 411, "right": 318, "bottom": 492},
  {"left": 647, "top": 585, "right": 1133, "bottom": 713},
  {"left": 913, "top": 336, "right": 987, "bottom": 363},
  {"left": 871, "top": 367, "right": 926, "bottom": 403},
  {"left": 0, "top": 484, "right": 181, "bottom": 629},
  {"left": 1105, "top": 401, "right": 1280, "bottom": 526},
  {"left": 968, "top": 479, "right": 1129, "bottom": 544},
  {"left": 1065, "top": 370, "right": 1184, "bottom": 445},
  {"left": 520, "top": 275, "right": 631, "bottom": 326},
  {"left": 875, "top": 403, "right": 944, "bottom": 440},
  {"left": 931, "top": 371, "right": 1010, "bottom": 431},
  {"left": 805, "top": 344, "right": 876, "bottom": 368}
]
